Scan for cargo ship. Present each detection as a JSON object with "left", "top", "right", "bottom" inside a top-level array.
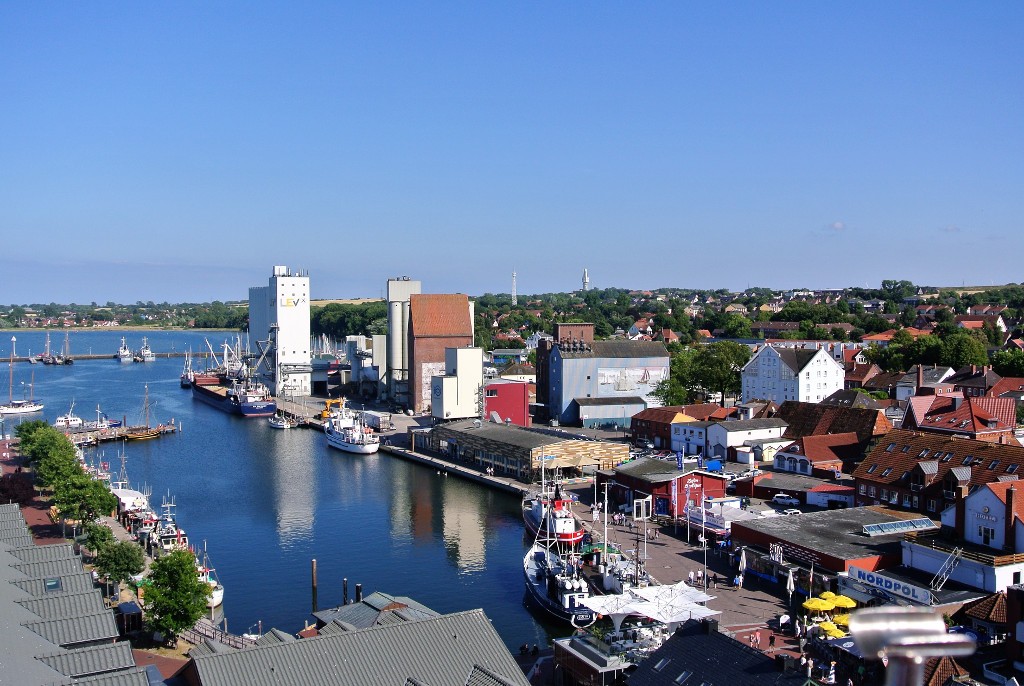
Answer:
[
  {"left": 190, "top": 337, "right": 276, "bottom": 417},
  {"left": 191, "top": 377, "right": 276, "bottom": 417}
]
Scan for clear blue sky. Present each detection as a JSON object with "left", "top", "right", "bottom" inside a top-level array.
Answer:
[{"left": 1, "top": 3, "right": 1021, "bottom": 305}]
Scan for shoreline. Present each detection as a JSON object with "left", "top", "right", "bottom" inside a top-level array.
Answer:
[{"left": 0, "top": 327, "right": 236, "bottom": 333}]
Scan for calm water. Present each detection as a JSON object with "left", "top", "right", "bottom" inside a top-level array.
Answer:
[{"left": 1, "top": 330, "right": 554, "bottom": 649}]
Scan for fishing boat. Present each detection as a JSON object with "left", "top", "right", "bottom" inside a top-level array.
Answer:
[
  {"left": 0, "top": 343, "right": 43, "bottom": 415},
  {"left": 54, "top": 401, "right": 85, "bottom": 430},
  {"left": 83, "top": 405, "right": 122, "bottom": 430},
  {"left": 180, "top": 350, "right": 194, "bottom": 388},
  {"left": 324, "top": 404, "right": 380, "bottom": 454},
  {"left": 523, "top": 526, "right": 596, "bottom": 627},
  {"left": 116, "top": 336, "right": 133, "bottom": 363},
  {"left": 523, "top": 484, "right": 586, "bottom": 546},
  {"left": 268, "top": 412, "right": 298, "bottom": 429}
]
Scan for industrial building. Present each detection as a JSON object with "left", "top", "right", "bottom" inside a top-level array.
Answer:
[
  {"left": 384, "top": 277, "right": 421, "bottom": 407},
  {"left": 536, "top": 322, "right": 669, "bottom": 428},
  {"left": 248, "top": 265, "right": 312, "bottom": 397},
  {"left": 407, "top": 293, "right": 474, "bottom": 413},
  {"left": 430, "top": 347, "right": 484, "bottom": 421}
]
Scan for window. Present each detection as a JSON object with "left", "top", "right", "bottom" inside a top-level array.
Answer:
[
  {"left": 940, "top": 453, "right": 953, "bottom": 463},
  {"left": 859, "top": 484, "right": 866, "bottom": 494},
  {"left": 866, "top": 464, "right": 878, "bottom": 474},
  {"left": 881, "top": 468, "right": 893, "bottom": 477},
  {"left": 963, "top": 456, "right": 973, "bottom": 466},
  {"left": 902, "top": 445, "right": 911, "bottom": 453},
  {"left": 44, "top": 577, "right": 62, "bottom": 593},
  {"left": 485, "top": 389, "right": 498, "bottom": 397},
  {"left": 675, "top": 671, "right": 693, "bottom": 684},
  {"left": 989, "top": 460, "right": 1000, "bottom": 470},
  {"left": 880, "top": 488, "right": 888, "bottom": 501},
  {"left": 885, "top": 443, "right": 897, "bottom": 452},
  {"left": 918, "top": 449, "right": 930, "bottom": 458},
  {"left": 1008, "top": 464, "right": 1019, "bottom": 474},
  {"left": 926, "top": 499, "right": 936, "bottom": 512},
  {"left": 868, "top": 486, "right": 876, "bottom": 496}
]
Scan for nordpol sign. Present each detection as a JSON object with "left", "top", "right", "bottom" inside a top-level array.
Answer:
[{"left": 848, "top": 566, "right": 933, "bottom": 604}]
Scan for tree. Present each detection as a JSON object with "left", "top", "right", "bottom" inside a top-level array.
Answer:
[
  {"left": 651, "top": 347, "right": 699, "bottom": 405},
  {"left": 95, "top": 541, "right": 145, "bottom": 591},
  {"left": 721, "top": 314, "right": 752, "bottom": 339},
  {"left": 940, "top": 333, "right": 989, "bottom": 369},
  {"left": 992, "top": 349, "right": 1024, "bottom": 377},
  {"left": 693, "top": 341, "right": 751, "bottom": 406},
  {"left": 52, "top": 473, "right": 118, "bottom": 527},
  {"left": 144, "top": 549, "right": 210, "bottom": 642},
  {"left": 83, "top": 522, "right": 116, "bottom": 557}
]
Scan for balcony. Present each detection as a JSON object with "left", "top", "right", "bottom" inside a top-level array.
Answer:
[{"left": 905, "top": 531, "right": 1024, "bottom": 567}]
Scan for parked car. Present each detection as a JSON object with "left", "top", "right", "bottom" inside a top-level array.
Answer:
[
  {"left": 782, "top": 509, "right": 802, "bottom": 516},
  {"left": 770, "top": 493, "right": 800, "bottom": 506}
]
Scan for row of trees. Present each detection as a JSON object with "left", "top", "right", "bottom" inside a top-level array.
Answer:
[
  {"left": 15, "top": 421, "right": 210, "bottom": 643},
  {"left": 650, "top": 341, "right": 751, "bottom": 406},
  {"left": 862, "top": 330, "right": 991, "bottom": 373}
]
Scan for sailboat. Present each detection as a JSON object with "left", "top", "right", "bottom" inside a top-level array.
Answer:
[
  {"left": 196, "top": 542, "right": 225, "bottom": 608},
  {"left": 125, "top": 385, "right": 165, "bottom": 440},
  {"left": 0, "top": 341, "right": 44, "bottom": 415}
]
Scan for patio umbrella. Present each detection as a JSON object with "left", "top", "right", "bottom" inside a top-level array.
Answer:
[
  {"left": 830, "top": 595, "right": 857, "bottom": 609},
  {"left": 632, "top": 581, "right": 714, "bottom": 605},
  {"left": 803, "top": 598, "right": 835, "bottom": 612},
  {"left": 826, "top": 628, "right": 847, "bottom": 639},
  {"left": 819, "top": 591, "right": 836, "bottom": 600},
  {"left": 631, "top": 599, "right": 719, "bottom": 633},
  {"left": 832, "top": 614, "right": 850, "bottom": 627},
  {"left": 818, "top": 621, "right": 838, "bottom": 632},
  {"left": 579, "top": 593, "right": 644, "bottom": 634}
]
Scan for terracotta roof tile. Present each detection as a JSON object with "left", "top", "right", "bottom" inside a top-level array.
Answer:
[
  {"left": 409, "top": 294, "right": 473, "bottom": 338},
  {"left": 961, "top": 590, "right": 1008, "bottom": 624},
  {"left": 777, "top": 401, "right": 892, "bottom": 442}
]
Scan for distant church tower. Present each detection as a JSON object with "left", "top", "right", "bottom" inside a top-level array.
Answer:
[
  {"left": 511, "top": 270, "right": 517, "bottom": 306},
  {"left": 582, "top": 268, "right": 590, "bottom": 292}
]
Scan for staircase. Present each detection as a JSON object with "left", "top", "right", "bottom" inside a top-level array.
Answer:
[{"left": 930, "top": 546, "right": 963, "bottom": 592}]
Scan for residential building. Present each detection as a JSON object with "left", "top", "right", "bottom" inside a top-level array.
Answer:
[
  {"left": 740, "top": 345, "right": 845, "bottom": 405},
  {"left": 852, "top": 430, "right": 1024, "bottom": 517},
  {"left": 902, "top": 394, "right": 1019, "bottom": 444},
  {"left": 895, "top": 365, "right": 956, "bottom": 402},
  {"left": 705, "top": 418, "right": 789, "bottom": 463},
  {"left": 776, "top": 400, "right": 892, "bottom": 444},
  {"left": 773, "top": 432, "right": 860, "bottom": 477}
]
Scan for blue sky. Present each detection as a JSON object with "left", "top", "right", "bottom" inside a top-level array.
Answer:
[{"left": 1, "top": 3, "right": 1021, "bottom": 305}]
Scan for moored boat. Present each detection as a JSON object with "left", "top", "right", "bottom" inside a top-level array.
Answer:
[
  {"left": 135, "top": 337, "right": 155, "bottom": 363},
  {"left": 196, "top": 543, "right": 225, "bottom": 608},
  {"left": 268, "top": 412, "right": 297, "bottom": 429},
  {"left": 523, "top": 540, "right": 596, "bottom": 627},
  {"left": 116, "top": 337, "right": 133, "bottom": 363},
  {"left": 1, "top": 345, "right": 43, "bottom": 415},
  {"left": 324, "top": 404, "right": 380, "bottom": 454},
  {"left": 523, "top": 485, "right": 586, "bottom": 546},
  {"left": 54, "top": 401, "right": 84, "bottom": 430},
  {"left": 191, "top": 338, "right": 276, "bottom": 417}
]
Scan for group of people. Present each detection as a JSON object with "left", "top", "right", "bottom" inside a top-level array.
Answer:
[{"left": 686, "top": 569, "right": 705, "bottom": 586}]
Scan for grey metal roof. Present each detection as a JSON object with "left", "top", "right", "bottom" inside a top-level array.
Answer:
[
  {"left": 775, "top": 348, "right": 819, "bottom": 374},
  {"left": 13, "top": 571, "right": 97, "bottom": 597},
  {"left": 560, "top": 340, "right": 669, "bottom": 360},
  {"left": 38, "top": 642, "right": 135, "bottom": 678},
  {"left": 950, "top": 466, "right": 972, "bottom": 482},
  {"left": 255, "top": 628, "right": 297, "bottom": 646},
  {"left": 189, "top": 609, "right": 530, "bottom": 686},
  {"left": 614, "top": 457, "right": 692, "bottom": 484},
  {"left": 1, "top": 533, "right": 35, "bottom": 548},
  {"left": 434, "top": 420, "right": 561, "bottom": 450},
  {"left": 918, "top": 461, "right": 939, "bottom": 475},
  {"left": 714, "top": 418, "right": 788, "bottom": 432},
  {"left": 17, "top": 589, "right": 109, "bottom": 620},
  {"left": 7, "top": 543, "right": 78, "bottom": 564},
  {"left": 318, "top": 620, "right": 358, "bottom": 636},
  {"left": 313, "top": 592, "right": 440, "bottom": 630},
  {"left": 61, "top": 666, "right": 152, "bottom": 685},
  {"left": 464, "top": 664, "right": 521, "bottom": 686},
  {"left": 24, "top": 610, "right": 119, "bottom": 647},
  {"left": 12, "top": 557, "right": 85, "bottom": 579}
]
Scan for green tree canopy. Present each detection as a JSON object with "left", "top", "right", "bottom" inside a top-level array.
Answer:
[
  {"left": 84, "top": 522, "right": 116, "bottom": 556},
  {"left": 95, "top": 540, "right": 145, "bottom": 586},
  {"left": 144, "top": 549, "right": 211, "bottom": 642},
  {"left": 693, "top": 341, "right": 751, "bottom": 406},
  {"left": 52, "top": 473, "right": 118, "bottom": 525},
  {"left": 992, "top": 349, "right": 1024, "bottom": 377}
]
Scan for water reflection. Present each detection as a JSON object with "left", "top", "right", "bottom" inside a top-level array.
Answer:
[{"left": 267, "top": 425, "right": 315, "bottom": 547}]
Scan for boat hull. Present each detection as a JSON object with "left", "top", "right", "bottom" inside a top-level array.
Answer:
[
  {"left": 522, "top": 543, "right": 595, "bottom": 626},
  {"left": 191, "top": 383, "right": 276, "bottom": 417},
  {"left": 523, "top": 503, "right": 585, "bottom": 546},
  {"left": 326, "top": 434, "right": 380, "bottom": 454},
  {"left": 0, "top": 401, "right": 44, "bottom": 415}
]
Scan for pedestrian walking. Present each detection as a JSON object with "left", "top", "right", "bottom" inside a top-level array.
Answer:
[
  {"left": 749, "top": 633, "right": 755, "bottom": 647},
  {"left": 696, "top": 569, "right": 703, "bottom": 585},
  {"left": 806, "top": 658, "right": 814, "bottom": 679},
  {"left": 753, "top": 630, "right": 761, "bottom": 649},
  {"left": 688, "top": 570, "right": 695, "bottom": 586},
  {"left": 768, "top": 632, "right": 776, "bottom": 653}
]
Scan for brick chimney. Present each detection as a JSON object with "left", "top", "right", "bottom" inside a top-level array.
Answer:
[
  {"left": 955, "top": 494, "right": 966, "bottom": 538},
  {"left": 1006, "top": 486, "right": 1017, "bottom": 551},
  {"left": 917, "top": 365, "right": 924, "bottom": 389}
]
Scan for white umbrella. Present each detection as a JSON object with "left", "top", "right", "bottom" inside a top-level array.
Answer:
[
  {"left": 632, "top": 599, "right": 720, "bottom": 632},
  {"left": 739, "top": 548, "right": 747, "bottom": 573},
  {"left": 786, "top": 568, "right": 795, "bottom": 602},
  {"left": 579, "top": 593, "right": 644, "bottom": 634},
  {"left": 631, "top": 581, "right": 714, "bottom": 605}
]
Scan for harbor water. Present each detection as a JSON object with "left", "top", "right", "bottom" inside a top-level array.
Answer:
[{"left": 1, "top": 330, "right": 555, "bottom": 649}]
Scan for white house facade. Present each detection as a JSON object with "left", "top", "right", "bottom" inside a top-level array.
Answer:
[{"left": 740, "top": 345, "right": 845, "bottom": 405}]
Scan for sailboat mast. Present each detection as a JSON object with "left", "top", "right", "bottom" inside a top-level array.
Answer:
[{"left": 7, "top": 338, "right": 13, "bottom": 404}]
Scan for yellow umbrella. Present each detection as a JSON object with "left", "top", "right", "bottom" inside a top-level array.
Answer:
[
  {"left": 826, "top": 628, "right": 847, "bottom": 639},
  {"left": 831, "top": 595, "right": 857, "bottom": 609},
  {"left": 819, "top": 591, "right": 836, "bottom": 600},
  {"left": 832, "top": 614, "right": 850, "bottom": 626},
  {"left": 818, "top": 621, "right": 838, "bottom": 632},
  {"left": 802, "top": 598, "right": 836, "bottom": 612}
]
